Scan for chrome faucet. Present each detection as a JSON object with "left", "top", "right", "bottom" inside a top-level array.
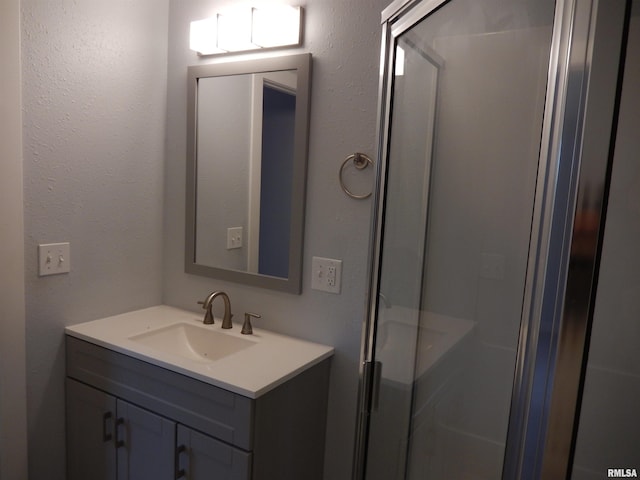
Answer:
[{"left": 197, "top": 291, "right": 233, "bottom": 328}]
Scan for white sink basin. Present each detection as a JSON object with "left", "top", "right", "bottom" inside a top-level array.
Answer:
[{"left": 129, "top": 322, "right": 256, "bottom": 363}]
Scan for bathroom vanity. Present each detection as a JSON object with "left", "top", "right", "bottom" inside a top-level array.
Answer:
[{"left": 65, "top": 306, "right": 333, "bottom": 480}]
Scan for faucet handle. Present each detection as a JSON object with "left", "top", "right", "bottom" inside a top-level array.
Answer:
[
  {"left": 197, "top": 300, "right": 214, "bottom": 325},
  {"left": 242, "top": 312, "right": 261, "bottom": 335}
]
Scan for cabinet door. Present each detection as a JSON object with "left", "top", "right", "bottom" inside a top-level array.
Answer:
[
  {"left": 116, "top": 399, "right": 176, "bottom": 480},
  {"left": 176, "top": 425, "right": 251, "bottom": 480},
  {"left": 66, "top": 379, "right": 117, "bottom": 480}
]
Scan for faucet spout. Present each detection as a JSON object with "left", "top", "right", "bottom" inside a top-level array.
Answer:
[{"left": 198, "top": 291, "right": 233, "bottom": 328}]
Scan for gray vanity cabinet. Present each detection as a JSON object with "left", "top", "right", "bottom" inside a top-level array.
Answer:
[
  {"left": 67, "top": 379, "right": 117, "bottom": 480},
  {"left": 67, "top": 379, "right": 176, "bottom": 480},
  {"left": 115, "top": 400, "right": 175, "bottom": 480},
  {"left": 67, "top": 377, "right": 251, "bottom": 480},
  {"left": 176, "top": 425, "right": 251, "bottom": 479},
  {"left": 65, "top": 336, "right": 330, "bottom": 480}
]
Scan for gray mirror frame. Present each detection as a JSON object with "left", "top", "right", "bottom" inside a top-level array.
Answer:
[{"left": 185, "top": 53, "right": 311, "bottom": 294}]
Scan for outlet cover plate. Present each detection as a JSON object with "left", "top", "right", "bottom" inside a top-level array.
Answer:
[{"left": 311, "top": 256, "right": 342, "bottom": 294}]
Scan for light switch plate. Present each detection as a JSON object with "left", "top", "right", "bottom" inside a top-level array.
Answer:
[
  {"left": 311, "top": 256, "right": 342, "bottom": 294},
  {"left": 227, "top": 227, "right": 243, "bottom": 249},
  {"left": 38, "top": 242, "right": 71, "bottom": 276}
]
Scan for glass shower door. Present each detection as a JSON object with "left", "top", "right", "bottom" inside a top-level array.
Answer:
[{"left": 362, "top": 0, "right": 556, "bottom": 478}]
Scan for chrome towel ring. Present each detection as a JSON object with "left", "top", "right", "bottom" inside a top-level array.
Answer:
[{"left": 339, "top": 153, "right": 374, "bottom": 199}]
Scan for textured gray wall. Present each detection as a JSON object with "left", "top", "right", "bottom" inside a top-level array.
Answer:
[
  {"left": 20, "top": 0, "right": 384, "bottom": 478},
  {"left": 163, "top": 1, "right": 384, "bottom": 478},
  {"left": 21, "top": 1, "right": 169, "bottom": 478},
  {"left": 0, "top": 0, "right": 28, "bottom": 478}
]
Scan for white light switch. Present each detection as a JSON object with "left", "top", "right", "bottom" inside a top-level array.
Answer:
[
  {"left": 38, "top": 242, "right": 71, "bottom": 276},
  {"left": 311, "top": 256, "right": 342, "bottom": 294},
  {"left": 227, "top": 227, "right": 243, "bottom": 249}
]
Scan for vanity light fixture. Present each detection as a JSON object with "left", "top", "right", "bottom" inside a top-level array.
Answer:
[
  {"left": 190, "top": 5, "right": 303, "bottom": 56},
  {"left": 190, "top": 17, "right": 219, "bottom": 55},
  {"left": 216, "top": 10, "right": 254, "bottom": 52}
]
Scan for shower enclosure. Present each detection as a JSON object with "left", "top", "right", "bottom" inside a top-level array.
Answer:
[{"left": 354, "top": 0, "right": 639, "bottom": 478}]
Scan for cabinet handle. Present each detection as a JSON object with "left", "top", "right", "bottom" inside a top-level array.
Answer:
[
  {"left": 175, "top": 444, "right": 187, "bottom": 479},
  {"left": 102, "top": 412, "right": 113, "bottom": 442},
  {"left": 115, "top": 417, "right": 125, "bottom": 448}
]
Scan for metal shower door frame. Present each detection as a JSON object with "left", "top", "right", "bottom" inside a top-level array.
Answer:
[
  {"left": 504, "top": 1, "right": 631, "bottom": 478},
  {"left": 352, "top": 0, "right": 630, "bottom": 479}
]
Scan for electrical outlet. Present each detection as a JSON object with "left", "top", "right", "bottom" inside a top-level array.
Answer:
[
  {"left": 38, "top": 242, "right": 71, "bottom": 276},
  {"left": 327, "top": 266, "right": 337, "bottom": 286},
  {"left": 311, "top": 256, "right": 342, "bottom": 294},
  {"left": 227, "top": 227, "right": 243, "bottom": 249}
]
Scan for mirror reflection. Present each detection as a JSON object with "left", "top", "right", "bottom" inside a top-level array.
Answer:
[
  {"left": 196, "top": 71, "right": 297, "bottom": 278},
  {"left": 186, "top": 54, "right": 311, "bottom": 293}
]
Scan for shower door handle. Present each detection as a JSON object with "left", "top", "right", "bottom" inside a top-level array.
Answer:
[
  {"left": 371, "top": 361, "right": 382, "bottom": 411},
  {"left": 364, "top": 360, "right": 383, "bottom": 413}
]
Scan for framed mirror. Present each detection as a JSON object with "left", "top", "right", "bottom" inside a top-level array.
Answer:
[{"left": 186, "top": 53, "right": 311, "bottom": 293}]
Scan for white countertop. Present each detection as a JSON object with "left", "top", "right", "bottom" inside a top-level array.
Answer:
[{"left": 65, "top": 305, "right": 334, "bottom": 399}]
